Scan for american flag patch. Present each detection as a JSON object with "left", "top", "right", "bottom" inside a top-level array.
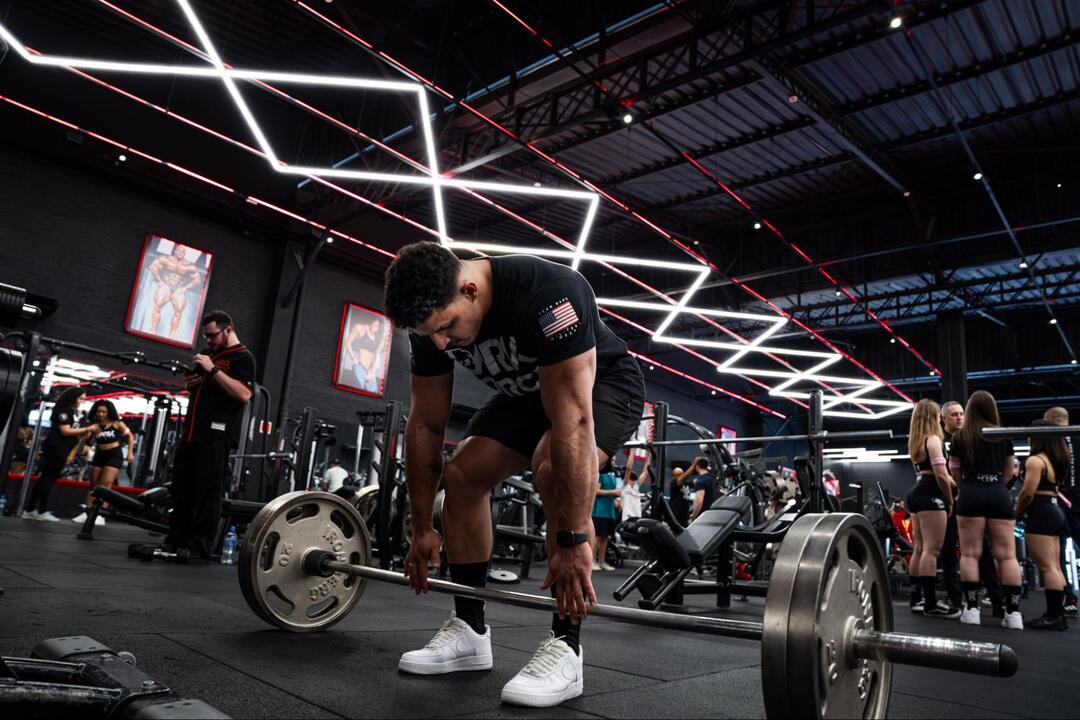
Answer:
[{"left": 538, "top": 299, "right": 579, "bottom": 339}]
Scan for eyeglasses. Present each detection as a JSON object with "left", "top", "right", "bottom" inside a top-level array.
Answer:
[{"left": 203, "top": 327, "right": 226, "bottom": 341}]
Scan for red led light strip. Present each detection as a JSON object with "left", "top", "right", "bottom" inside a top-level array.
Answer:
[{"left": 294, "top": 0, "right": 916, "bottom": 401}]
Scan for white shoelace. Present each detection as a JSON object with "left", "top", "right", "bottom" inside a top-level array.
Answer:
[
  {"left": 424, "top": 616, "right": 466, "bottom": 649},
  {"left": 520, "top": 634, "right": 567, "bottom": 678}
]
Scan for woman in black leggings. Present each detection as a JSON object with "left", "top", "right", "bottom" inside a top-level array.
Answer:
[
  {"left": 1016, "top": 419, "right": 1071, "bottom": 630},
  {"left": 25, "top": 387, "right": 96, "bottom": 521}
]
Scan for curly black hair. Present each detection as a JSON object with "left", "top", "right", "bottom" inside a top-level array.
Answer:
[
  {"left": 89, "top": 399, "right": 120, "bottom": 422},
  {"left": 383, "top": 242, "right": 462, "bottom": 328}
]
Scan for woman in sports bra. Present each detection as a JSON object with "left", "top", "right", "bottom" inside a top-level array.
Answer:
[
  {"left": 948, "top": 390, "right": 1023, "bottom": 629},
  {"left": 905, "top": 399, "right": 959, "bottom": 618},
  {"left": 72, "top": 400, "right": 134, "bottom": 526},
  {"left": 1016, "top": 419, "right": 1071, "bottom": 630}
]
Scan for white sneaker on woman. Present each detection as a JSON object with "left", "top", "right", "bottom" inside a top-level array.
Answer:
[
  {"left": 501, "top": 632, "right": 583, "bottom": 708},
  {"left": 36, "top": 511, "right": 61, "bottom": 522},
  {"left": 72, "top": 512, "right": 88, "bottom": 523},
  {"left": 1001, "top": 611, "right": 1023, "bottom": 630},
  {"left": 960, "top": 607, "right": 981, "bottom": 625},
  {"left": 22, "top": 510, "right": 39, "bottom": 520},
  {"left": 398, "top": 613, "right": 493, "bottom": 675}
]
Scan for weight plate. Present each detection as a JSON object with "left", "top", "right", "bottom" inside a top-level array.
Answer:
[
  {"left": 762, "top": 513, "right": 892, "bottom": 719},
  {"left": 353, "top": 485, "right": 380, "bottom": 525},
  {"left": 238, "top": 491, "right": 370, "bottom": 632},
  {"left": 488, "top": 569, "right": 520, "bottom": 584}
]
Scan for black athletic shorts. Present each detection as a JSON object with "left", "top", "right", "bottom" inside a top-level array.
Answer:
[
  {"left": 463, "top": 368, "right": 646, "bottom": 459},
  {"left": 907, "top": 477, "right": 946, "bottom": 514},
  {"left": 592, "top": 516, "right": 616, "bottom": 538},
  {"left": 92, "top": 446, "right": 125, "bottom": 470},
  {"left": 1022, "top": 495, "right": 1067, "bottom": 536},
  {"left": 956, "top": 482, "right": 1013, "bottom": 520}
]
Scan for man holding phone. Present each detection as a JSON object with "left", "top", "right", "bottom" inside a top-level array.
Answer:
[{"left": 166, "top": 310, "right": 255, "bottom": 559}]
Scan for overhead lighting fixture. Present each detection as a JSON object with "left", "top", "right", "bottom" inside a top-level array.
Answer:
[
  {"left": 835, "top": 289, "right": 842, "bottom": 296},
  {"left": 890, "top": 338, "right": 896, "bottom": 344},
  {"left": 1050, "top": 318, "right": 1058, "bottom": 325},
  {"left": 753, "top": 222, "right": 762, "bottom": 230},
  {"left": 902, "top": 190, "right": 911, "bottom": 198},
  {"left": 1072, "top": 359, "right": 1078, "bottom": 365},
  {"left": 0, "top": 1, "right": 914, "bottom": 421},
  {"left": 929, "top": 371, "right": 936, "bottom": 376},
  {"left": 118, "top": 153, "right": 127, "bottom": 162},
  {"left": 889, "top": 16, "right": 903, "bottom": 29},
  {"left": 1019, "top": 261, "right": 1028, "bottom": 269},
  {"left": 711, "top": 390, "right": 717, "bottom": 396},
  {"left": 787, "top": 94, "right": 799, "bottom": 104},
  {"left": 622, "top": 113, "right": 633, "bottom": 124},
  {"left": 973, "top": 172, "right": 983, "bottom": 181},
  {"left": 1056, "top": 183, "right": 1062, "bottom": 189},
  {"left": 533, "top": 182, "right": 541, "bottom": 187},
  {"left": 325, "top": 236, "right": 333, "bottom": 244}
]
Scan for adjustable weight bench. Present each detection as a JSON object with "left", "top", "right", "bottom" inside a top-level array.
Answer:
[
  {"left": 614, "top": 495, "right": 751, "bottom": 610},
  {"left": 77, "top": 485, "right": 171, "bottom": 540}
]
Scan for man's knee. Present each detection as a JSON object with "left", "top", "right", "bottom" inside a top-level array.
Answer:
[{"left": 442, "top": 459, "right": 489, "bottom": 499}]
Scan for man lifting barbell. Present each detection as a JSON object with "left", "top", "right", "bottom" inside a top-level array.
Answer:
[{"left": 382, "top": 241, "right": 645, "bottom": 707}]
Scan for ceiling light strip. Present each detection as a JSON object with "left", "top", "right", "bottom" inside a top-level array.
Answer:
[{"left": 291, "top": 0, "right": 915, "bottom": 405}]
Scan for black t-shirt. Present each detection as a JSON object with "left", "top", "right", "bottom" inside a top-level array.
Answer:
[
  {"left": 693, "top": 472, "right": 717, "bottom": 512},
  {"left": 949, "top": 433, "right": 1014, "bottom": 485},
  {"left": 183, "top": 344, "right": 256, "bottom": 445},
  {"left": 410, "top": 255, "right": 638, "bottom": 396},
  {"left": 41, "top": 406, "right": 80, "bottom": 455}
]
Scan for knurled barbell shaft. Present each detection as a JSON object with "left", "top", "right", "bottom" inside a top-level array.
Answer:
[
  {"left": 984, "top": 425, "right": 1080, "bottom": 438},
  {"left": 624, "top": 429, "right": 893, "bottom": 448},
  {"left": 319, "top": 557, "right": 1015, "bottom": 677}
]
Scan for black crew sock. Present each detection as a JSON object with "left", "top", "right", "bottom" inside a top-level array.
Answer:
[
  {"left": 909, "top": 576, "right": 923, "bottom": 606},
  {"left": 1046, "top": 589, "right": 1066, "bottom": 619},
  {"left": 962, "top": 581, "right": 982, "bottom": 611},
  {"left": 921, "top": 576, "right": 938, "bottom": 610},
  {"left": 550, "top": 585, "right": 581, "bottom": 655},
  {"left": 448, "top": 562, "right": 488, "bottom": 634},
  {"left": 1003, "top": 585, "right": 1022, "bottom": 614}
]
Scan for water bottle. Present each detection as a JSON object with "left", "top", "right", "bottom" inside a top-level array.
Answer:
[
  {"left": 221, "top": 525, "right": 238, "bottom": 565},
  {"left": 0, "top": 494, "right": 6, "bottom": 517}
]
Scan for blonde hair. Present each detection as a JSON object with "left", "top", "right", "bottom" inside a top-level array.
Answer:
[{"left": 908, "top": 399, "right": 943, "bottom": 459}]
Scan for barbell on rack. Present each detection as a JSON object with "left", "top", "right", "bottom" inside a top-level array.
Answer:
[
  {"left": 984, "top": 425, "right": 1080, "bottom": 438},
  {"left": 624, "top": 429, "right": 894, "bottom": 448},
  {"left": 238, "top": 492, "right": 1017, "bottom": 720}
]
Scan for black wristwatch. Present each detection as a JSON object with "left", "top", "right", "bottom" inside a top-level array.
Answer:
[
  {"left": 555, "top": 530, "right": 589, "bottom": 548},
  {"left": 208, "top": 366, "right": 220, "bottom": 378}
]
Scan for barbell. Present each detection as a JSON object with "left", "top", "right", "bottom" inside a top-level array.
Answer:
[
  {"left": 984, "top": 425, "right": 1080, "bottom": 438},
  {"left": 623, "top": 429, "right": 893, "bottom": 449},
  {"left": 238, "top": 492, "right": 1017, "bottom": 720}
]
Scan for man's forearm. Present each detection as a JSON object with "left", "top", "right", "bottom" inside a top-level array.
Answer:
[
  {"left": 213, "top": 371, "right": 251, "bottom": 403},
  {"left": 405, "top": 420, "right": 443, "bottom": 530},
  {"left": 550, "top": 425, "right": 596, "bottom": 532}
]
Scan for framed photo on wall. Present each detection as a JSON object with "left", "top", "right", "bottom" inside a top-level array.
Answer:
[
  {"left": 334, "top": 302, "right": 393, "bottom": 398},
  {"left": 124, "top": 234, "right": 213, "bottom": 349},
  {"left": 718, "top": 426, "right": 737, "bottom": 456}
]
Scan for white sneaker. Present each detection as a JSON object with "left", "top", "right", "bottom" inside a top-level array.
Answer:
[
  {"left": 501, "top": 632, "right": 583, "bottom": 708},
  {"left": 398, "top": 613, "right": 493, "bottom": 675},
  {"left": 960, "top": 607, "right": 981, "bottom": 625},
  {"left": 72, "top": 512, "right": 88, "bottom": 523},
  {"left": 600, "top": 563, "right": 615, "bottom": 572},
  {"left": 1001, "top": 610, "right": 1023, "bottom": 630},
  {"left": 591, "top": 562, "right": 601, "bottom": 571},
  {"left": 95, "top": 516, "right": 105, "bottom": 527},
  {"left": 36, "top": 511, "right": 60, "bottom": 522},
  {"left": 22, "top": 510, "right": 39, "bottom": 520}
]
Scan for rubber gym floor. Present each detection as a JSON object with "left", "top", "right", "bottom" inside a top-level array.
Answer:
[{"left": 1, "top": 518, "right": 1074, "bottom": 719}]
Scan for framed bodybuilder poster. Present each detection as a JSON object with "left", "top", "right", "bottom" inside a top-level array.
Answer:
[
  {"left": 124, "top": 234, "right": 213, "bottom": 349},
  {"left": 334, "top": 302, "right": 393, "bottom": 398}
]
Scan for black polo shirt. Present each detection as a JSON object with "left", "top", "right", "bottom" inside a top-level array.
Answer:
[{"left": 183, "top": 343, "right": 256, "bottom": 445}]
